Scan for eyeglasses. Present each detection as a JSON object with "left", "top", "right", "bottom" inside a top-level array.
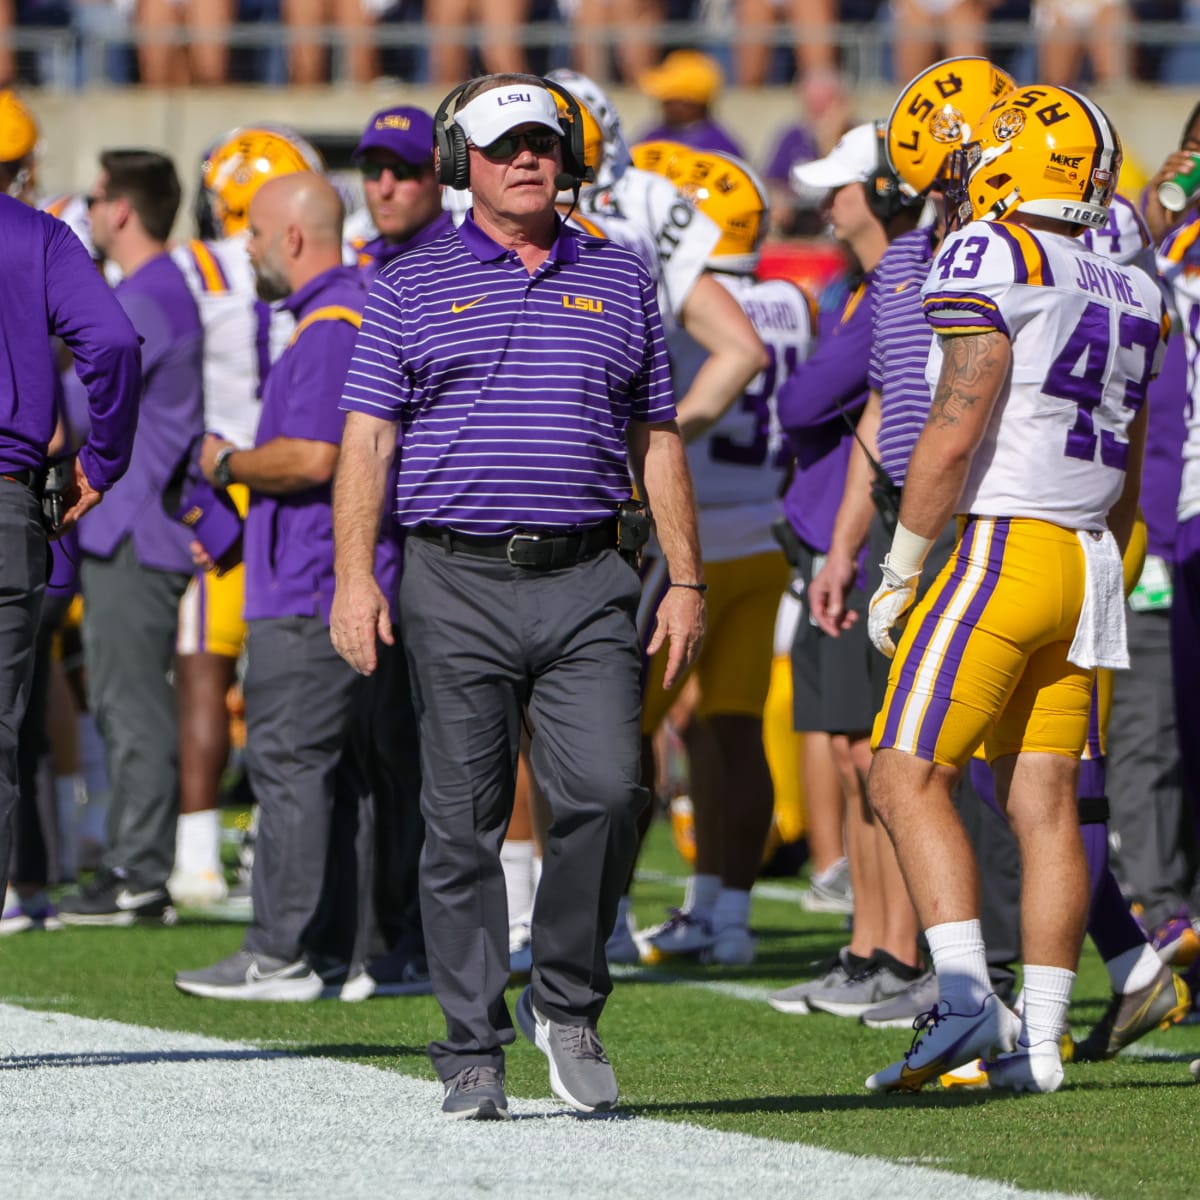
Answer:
[
  {"left": 360, "top": 159, "right": 429, "bottom": 183},
  {"left": 85, "top": 194, "right": 107, "bottom": 210},
  {"left": 474, "top": 130, "right": 560, "bottom": 161}
]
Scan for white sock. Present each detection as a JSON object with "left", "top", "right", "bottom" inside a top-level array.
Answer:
[
  {"left": 530, "top": 852, "right": 543, "bottom": 896},
  {"left": 500, "top": 839, "right": 535, "bottom": 928},
  {"left": 926, "top": 919, "right": 992, "bottom": 1011},
  {"left": 1106, "top": 943, "right": 1163, "bottom": 994},
  {"left": 683, "top": 873, "right": 721, "bottom": 920},
  {"left": 711, "top": 887, "right": 751, "bottom": 933},
  {"left": 1020, "top": 964, "right": 1075, "bottom": 1049},
  {"left": 175, "top": 809, "right": 222, "bottom": 876}
]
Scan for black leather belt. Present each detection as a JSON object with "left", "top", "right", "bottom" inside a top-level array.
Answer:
[
  {"left": 410, "top": 521, "right": 618, "bottom": 569},
  {"left": 0, "top": 468, "right": 36, "bottom": 487}
]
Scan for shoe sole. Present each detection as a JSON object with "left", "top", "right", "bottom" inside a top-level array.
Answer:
[
  {"left": 174, "top": 976, "right": 323, "bottom": 1002},
  {"left": 861, "top": 1012, "right": 924, "bottom": 1030},
  {"left": 515, "top": 987, "right": 617, "bottom": 1114},
  {"left": 798, "top": 892, "right": 855, "bottom": 915},
  {"left": 768, "top": 996, "right": 813, "bottom": 1015},
  {"left": 441, "top": 1100, "right": 511, "bottom": 1121},
  {"left": 808, "top": 997, "right": 891, "bottom": 1018},
  {"left": 0, "top": 915, "right": 63, "bottom": 935},
  {"left": 58, "top": 907, "right": 177, "bottom": 928}
]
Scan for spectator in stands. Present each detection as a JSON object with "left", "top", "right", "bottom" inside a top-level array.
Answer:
[
  {"left": 637, "top": 49, "right": 744, "bottom": 157},
  {"left": 135, "top": 0, "right": 233, "bottom": 85},
  {"left": 569, "top": 0, "right": 664, "bottom": 84},
  {"left": 425, "top": 0, "right": 530, "bottom": 85},
  {"left": 283, "top": 0, "right": 380, "bottom": 84},
  {"left": 0, "top": 0, "right": 14, "bottom": 84},
  {"left": 1034, "top": 0, "right": 1132, "bottom": 86},
  {"left": 887, "top": 0, "right": 988, "bottom": 88}
]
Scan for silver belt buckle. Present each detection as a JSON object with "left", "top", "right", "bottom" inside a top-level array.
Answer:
[{"left": 506, "top": 532, "right": 544, "bottom": 566}]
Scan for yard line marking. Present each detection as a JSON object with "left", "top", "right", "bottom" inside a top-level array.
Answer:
[{"left": 0, "top": 1003, "right": 1090, "bottom": 1200}]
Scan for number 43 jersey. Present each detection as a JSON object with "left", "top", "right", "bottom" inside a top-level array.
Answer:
[{"left": 922, "top": 219, "right": 1167, "bottom": 533}]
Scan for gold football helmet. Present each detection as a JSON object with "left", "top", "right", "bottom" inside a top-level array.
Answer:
[
  {"left": 949, "top": 85, "right": 1121, "bottom": 230},
  {"left": 201, "top": 126, "right": 324, "bottom": 238},
  {"left": 664, "top": 148, "right": 771, "bottom": 273},
  {"left": 886, "top": 56, "right": 1016, "bottom": 197},
  {"left": 629, "top": 139, "right": 690, "bottom": 178}
]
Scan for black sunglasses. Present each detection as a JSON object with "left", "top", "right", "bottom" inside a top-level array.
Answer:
[
  {"left": 85, "top": 194, "right": 108, "bottom": 209},
  {"left": 360, "top": 159, "right": 430, "bottom": 183},
  {"left": 475, "top": 130, "right": 560, "bottom": 161}
]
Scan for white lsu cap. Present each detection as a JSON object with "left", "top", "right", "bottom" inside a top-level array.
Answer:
[
  {"left": 455, "top": 85, "right": 562, "bottom": 148},
  {"left": 790, "top": 122, "right": 879, "bottom": 193}
]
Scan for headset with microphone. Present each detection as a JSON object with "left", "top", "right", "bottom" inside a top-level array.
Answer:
[
  {"left": 433, "top": 75, "right": 593, "bottom": 194},
  {"left": 865, "top": 121, "right": 926, "bottom": 225}
]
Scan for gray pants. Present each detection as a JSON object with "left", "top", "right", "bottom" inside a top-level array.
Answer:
[
  {"left": 242, "top": 615, "right": 361, "bottom": 963},
  {"left": 81, "top": 537, "right": 188, "bottom": 889},
  {"left": 400, "top": 537, "right": 646, "bottom": 1080},
  {"left": 1108, "top": 607, "right": 1191, "bottom": 926},
  {"left": 0, "top": 484, "right": 46, "bottom": 900}
]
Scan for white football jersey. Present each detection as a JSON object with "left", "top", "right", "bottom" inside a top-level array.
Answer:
[
  {"left": 1081, "top": 193, "right": 1157, "bottom": 277},
  {"left": 567, "top": 208, "right": 660, "bottom": 284},
  {"left": 670, "top": 273, "right": 817, "bottom": 561},
  {"left": 923, "top": 220, "right": 1165, "bottom": 532},
  {"left": 577, "top": 166, "right": 721, "bottom": 328},
  {"left": 171, "top": 236, "right": 294, "bottom": 450},
  {"left": 1156, "top": 211, "right": 1200, "bottom": 521}
]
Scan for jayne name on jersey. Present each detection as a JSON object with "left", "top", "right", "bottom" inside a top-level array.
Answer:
[{"left": 1073, "top": 257, "right": 1146, "bottom": 308}]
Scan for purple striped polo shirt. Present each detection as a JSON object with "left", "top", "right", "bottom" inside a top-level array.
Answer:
[
  {"left": 868, "top": 227, "right": 937, "bottom": 488},
  {"left": 340, "top": 211, "right": 675, "bottom": 535}
]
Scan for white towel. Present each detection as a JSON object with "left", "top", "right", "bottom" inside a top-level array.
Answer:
[{"left": 1068, "top": 529, "right": 1129, "bottom": 670}]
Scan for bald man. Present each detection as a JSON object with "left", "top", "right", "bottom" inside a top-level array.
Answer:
[{"left": 177, "top": 172, "right": 381, "bottom": 1000}]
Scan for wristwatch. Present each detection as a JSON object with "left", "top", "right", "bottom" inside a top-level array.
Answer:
[{"left": 213, "top": 446, "right": 237, "bottom": 490}]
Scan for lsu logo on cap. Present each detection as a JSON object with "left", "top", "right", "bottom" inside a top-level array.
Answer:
[
  {"left": 377, "top": 115, "right": 411, "bottom": 130},
  {"left": 498, "top": 92, "right": 533, "bottom": 106}
]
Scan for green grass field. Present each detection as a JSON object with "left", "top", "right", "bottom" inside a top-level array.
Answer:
[{"left": 3, "top": 817, "right": 1197, "bottom": 1199}]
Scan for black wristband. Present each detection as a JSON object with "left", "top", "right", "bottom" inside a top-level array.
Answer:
[{"left": 669, "top": 581, "right": 708, "bottom": 593}]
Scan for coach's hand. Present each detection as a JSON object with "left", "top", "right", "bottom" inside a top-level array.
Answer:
[
  {"left": 867, "top": 557, "right": 918, "bottom": 659},
  {"left": 648, "top": 585, "right": 706, "bottom": 690},
  {"left": 330, "top": 571, "right": 393, "bottom": 676},
  {"left": 809, "top": 551, "right": 859, "bottom": 637}
]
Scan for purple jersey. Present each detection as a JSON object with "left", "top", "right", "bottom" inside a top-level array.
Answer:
[
  {"left": 340, "top": 213, "right": 675, "bottom": 535},
  {"left": 868, "top": 227, "right": 937, "bottom": 487},
  {"left": 762, "top": 124, "right": 820, "bottom": 187}
]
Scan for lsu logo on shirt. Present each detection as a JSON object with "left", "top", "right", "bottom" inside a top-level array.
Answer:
[{"left": 562, "top": 295, "right": 603, "bottom": 313}]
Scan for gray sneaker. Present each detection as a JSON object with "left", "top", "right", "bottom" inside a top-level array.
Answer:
[
  {"left": 807, "top": 954, "right": 921, "bottom": 1018},
  {"left": 441, "top": 1065, "right": 511, "bottom": 1120},
  {"left": 799, "top": 858, "right": 854, "bottom": 915},
  {"left": 768, "top": 949, "right": 856, "bottom": 1015},
  {"left": 174, "top": 949, "right": 323, "bottom": 1001},
  {"left": 860, "top": 969, "right": 938, "bottom": 1029},
  {"left": 515, "top": 984, "right": 618, "bottom": 1112}
]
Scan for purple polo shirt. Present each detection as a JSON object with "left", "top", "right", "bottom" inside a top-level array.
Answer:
[
  {"left": 0, "top": 195, "right": 140, "bottom": 489},
  {"left": 778, "top": 278, "right": 873, "bottom": 553},
  {"left": 359, "top": 210, "right": 454, "bottom": 284},
  {"left": 340, "top": 212, "right": 675, "bottom": 535},
  {"left": 763, "top": 124, "right": 820, "bottom": 187},
  {"left": 77, "top": 252, "right": 204, "bottom": 574},
  {"left": 244, "top": 265, "right": 367, "bottom": 624},
  {"left": 637, "top": 119, "right": 745, "bottom": 159},
  {"left": 869, "top": 227, "right": 937, "bottom": 487}
]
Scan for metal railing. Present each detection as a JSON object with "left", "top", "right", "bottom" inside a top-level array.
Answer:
[{"left": 6, "top": 18, "right": 1200, "bottom": 89}]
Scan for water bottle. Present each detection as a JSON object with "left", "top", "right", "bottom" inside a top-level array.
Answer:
[{"left": 1157, "top": 153, "right": 1200, "bottom": 212}]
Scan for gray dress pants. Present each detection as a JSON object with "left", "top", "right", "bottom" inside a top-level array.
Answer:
[
  {"left": 0, "top": 483, "right": 46, "bottom": 900},
  {"left": 241, "top": 614, "right": 361, "bottom": 963},
  {"left": 400, "top": 537, "right": 646, "bottom": 1081},
  {"left": 81, "top": 537, "right": 188, "bottom": 889}
]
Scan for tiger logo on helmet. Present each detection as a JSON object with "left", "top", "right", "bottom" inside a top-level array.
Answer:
[
  {"left": 947, "top": 85, "right": 1121, "bottom": 231},
  {"left": 636, "top": 144, "right": 770, "bottom": 274},
  {"left": 200, "top": 125, "right": 325, "bottom": 238},
  {"left": 886, "top": 56, "right": 1016, "bottom": 198}
]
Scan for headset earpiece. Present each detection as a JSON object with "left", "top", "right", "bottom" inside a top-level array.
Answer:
[
  {"left": 865, "top": 123, "right": 924, "bottom": 224},
  {"left": 433, "top": 80, "right": 473, "bottom": 190}
]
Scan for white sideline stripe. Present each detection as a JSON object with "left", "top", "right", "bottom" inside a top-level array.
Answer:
[
  {"left": 0, "top": 1004, "right": 1090, "bottom": 1200},
  {"left": 635, "top": 868, "right": 811, "bottom": 907}
]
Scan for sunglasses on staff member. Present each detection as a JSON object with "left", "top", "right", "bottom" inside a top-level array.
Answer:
[
  {"left": 474, "top": 130, "right": 560, "bottom": 161},
  {"left": 359, "top": 159, "right": 430, "bottom": 183}
]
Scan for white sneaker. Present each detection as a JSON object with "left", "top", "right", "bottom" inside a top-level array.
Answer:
[
  {"left": 167, "top": 867, "right": 229, "bottom": 908},
  {"left": 644, "top": 908, "right": 714, "bottom": 960},
  {"left": 984, "top": 1040, "right": 1065, "bottom": 1093},
  {"left": 865, "top": 992, "right": 1021, "bottom": 1093},
  {"left": 703, "top": 925, "right": 756, "bottom": 966}
]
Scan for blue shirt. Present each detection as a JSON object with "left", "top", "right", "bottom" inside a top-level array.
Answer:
[
  {"left": 868, "top": 227, "right": 937, "bottom": 487},
  {"left": 0, "top": 196, "right": 141, "bottom": 490},
  {"left": 244, "top": 265, "right": 367, "bottom": 623},
  {"left": 340, "top": 211, "right": 676, "bottom": 535}
]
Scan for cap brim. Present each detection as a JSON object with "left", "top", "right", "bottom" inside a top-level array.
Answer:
[
  {"left": 789, "top": 158, "right": 863, "bottom": 190},
  {"left": 352, "top": 134, "right": 433, "bottom": 164}
]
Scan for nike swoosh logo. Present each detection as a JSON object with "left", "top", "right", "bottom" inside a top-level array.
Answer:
[
  {"left": 247, "top": 961, "right": 303, "bottom": 983},
  {"left": 114, "top": 888, "right": 164, "bottom": 910},
  {"left": 451, "top": 296, "right": 487, "bottom": 314}
]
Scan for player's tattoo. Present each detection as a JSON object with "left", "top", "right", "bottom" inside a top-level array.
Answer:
[{"left": 929, "top": 332, "right": 1007, "bottom": 428}]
